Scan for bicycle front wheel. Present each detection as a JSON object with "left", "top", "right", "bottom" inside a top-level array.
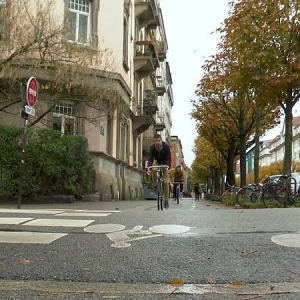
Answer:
[
  {"left": 157, "top": 181, "right": 163, "bottom": 210},
  {"left": 262, "top": 183, "right": 286, "bottom": 208},
  {"left": 236, "top": 187, "right": 254, "bottom": 208}
]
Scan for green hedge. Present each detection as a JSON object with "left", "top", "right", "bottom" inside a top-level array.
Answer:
[{"left": 0, "top": 125, "right": 95, "bottom": 197}]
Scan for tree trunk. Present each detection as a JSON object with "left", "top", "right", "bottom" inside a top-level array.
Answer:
[
  {"left": 226, "top": 143, "right": 236, "bottom": 186},
  {"left": 254, "top": 107, "right": 261, "bottom": 184},
  {"left": 283, "top": 91, "right": 293, "bottom": 175},
  {"left": 239, "top": 134, "right": 247, "bottom": 187}
]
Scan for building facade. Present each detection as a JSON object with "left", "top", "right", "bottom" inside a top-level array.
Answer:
[
  {"left": 243, "top": 117, "right": 300, "bottom": 175},
  {"left": 0, "top": 0, "right": 173, "bottom": 200}
]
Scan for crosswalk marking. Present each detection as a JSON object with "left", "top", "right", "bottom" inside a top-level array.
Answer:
[
  {"left": 0, "top": 209, "right": 121, "bottom": 244},
  {"left": 23, "top": 218, "right": 95, "bottom": 227},
  {"left": 0, "top": 232, "right": 67, "bottom": 244},
  {"left": 51, "top": 210, "right": 121, "bottom": 213},
  {"left": 0, "top": 209, "right": 65, "bottom": 215},
  {"left": 56, "top": 212, "right": 111, "bottom": 217},
  {"left": 0, "top": 217, "right": 33, "bottom": 225}
]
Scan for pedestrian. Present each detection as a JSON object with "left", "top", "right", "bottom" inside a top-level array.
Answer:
[{"left": 194, "top": 183, "right": 200, "bottom": 201}]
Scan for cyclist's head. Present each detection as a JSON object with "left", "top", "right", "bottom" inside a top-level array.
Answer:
[
  {"left": 153, "top": 134, "right": 162, "bottom": 147},
  {"left": 176, "top": 166, "right": 181, "bottom": 171}
]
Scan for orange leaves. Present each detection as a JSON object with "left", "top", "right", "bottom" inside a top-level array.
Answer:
[{"left": 168, "top": 279, "right": 185, "bottom": 286}]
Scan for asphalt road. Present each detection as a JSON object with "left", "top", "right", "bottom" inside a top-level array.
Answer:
[{"left": 1, "top": 198, "right": 300, "bottom": 299}]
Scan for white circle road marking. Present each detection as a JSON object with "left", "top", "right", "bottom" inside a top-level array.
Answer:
[
  {"left": 148, "top": 225, "right": 190, "bottom": 235},
  {"left": 84, "top": 224, "right": 125, "bottom": 233},
  {"left": 271, "top": 234, "right": 300, "bottom": 248}
]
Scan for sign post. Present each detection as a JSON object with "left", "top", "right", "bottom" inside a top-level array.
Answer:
[{"left": 18, "top": 77, "right": 38, "bottom": 209}]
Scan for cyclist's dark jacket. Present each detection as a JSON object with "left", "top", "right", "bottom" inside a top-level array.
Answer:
[{"left": 149, "top": 141, "right": 171, "bottom": 168}]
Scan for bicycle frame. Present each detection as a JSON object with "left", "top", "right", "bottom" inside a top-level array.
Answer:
[
  {"left": 148, "top": 165, "right": 169, "bottom": 210},
  {"left": 262, "top": 175, "right": 300, "bottom": 208}
]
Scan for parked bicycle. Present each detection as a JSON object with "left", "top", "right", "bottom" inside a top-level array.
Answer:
[
  {"left": 262, "top": 174, "right": 300, "bottom": 208},
  {"left": 148, "top": 165, "right": 169, "bottom": 210},
  {"left": 236, "top": 183, "right": 264, "bottom": 208}
]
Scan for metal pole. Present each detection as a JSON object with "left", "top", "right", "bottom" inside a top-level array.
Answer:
[{"left": 17, "top": 115, "right": 28, "bottom": 209}]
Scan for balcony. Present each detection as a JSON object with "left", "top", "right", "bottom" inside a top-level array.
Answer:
[
  {"left": 134, "top": 40, "right": 159, "bottom": 80},
  {"left": 154, "top": 112, "right": 166, "bottom": 131},
  {"left": 144, "top": 89, "right": 158, "bottom": 115},
  {"left": 132, "top": 90, "right": 158, "bottom": 136},
  {"left": 155, "top": 76, "right": 166, "bottom": 96},
  {"left": 135, "top": 0, "right": 159, "bottom": 29},
  {"left": 155, "top": 40, "right": 167, "bottom": 62}
]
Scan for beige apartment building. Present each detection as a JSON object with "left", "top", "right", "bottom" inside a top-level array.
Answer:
[{"left": 0, "top": 0, "right": 173, "bottom": 200}]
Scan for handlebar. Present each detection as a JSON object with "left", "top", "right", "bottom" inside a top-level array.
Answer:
[{"left": 148, "top": 165, "right": 169, "bottom": 171}]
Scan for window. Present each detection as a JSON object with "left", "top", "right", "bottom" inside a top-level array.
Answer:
[
  {"left": 53, "top": 101, "right": 76, "bottom": 135},
  {"left": 67, "top": 0, "right": 91, "bottom": 44}
]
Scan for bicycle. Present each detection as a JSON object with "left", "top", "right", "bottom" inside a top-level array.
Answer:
[
  {"left": 173, "top": 181, "right": 182, "bottom": 204},
  {"left": 236, "top": 183, "right": 264, "bottom": 208},
  {"left": 148, "top": 165, "right": 169, "bottom": 210},
  {"left": 262, "top": 174, "right": 300, "bottom": 208},
  {"left": 221, "top": 183, "right": 238, "bottom": 202}
]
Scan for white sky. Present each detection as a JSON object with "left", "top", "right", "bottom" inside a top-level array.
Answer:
[{"left": 159, "top": 1, "right": 232, "bottom": 167}]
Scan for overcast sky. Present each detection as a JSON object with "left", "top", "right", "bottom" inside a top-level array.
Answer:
[{"left": 159, "top": 1, "right": 232, "bottom": 167}]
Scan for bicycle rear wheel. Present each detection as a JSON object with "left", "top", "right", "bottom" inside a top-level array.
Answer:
[
  {"left": 236, "top": 187, "right": 254, "bottom": 208},
  {"left": 157, "top": 181, "right": 163, "bottom": 210},
  {"left": 262, "top": 183, "right": 286, "bottom": 208}
]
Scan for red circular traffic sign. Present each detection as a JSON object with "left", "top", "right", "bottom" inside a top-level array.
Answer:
[{"left": 26, "top": 77, "right": 38, "bottom": 107}]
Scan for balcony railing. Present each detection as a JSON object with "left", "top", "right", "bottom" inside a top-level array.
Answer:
[
  {"left": 155, "top": 76, "right": 166, "bottom": 96},
  {"left": 155, "top": 40, "right": 167, "bottom": 62},
  {"left": 143, "top": 89, "right": 158, "bottom": 114},
  {"left": 154, "top": 112, "right": 166, "bottom": 131},
  {"left": 134, "top": 41, "right": 159, "bottom": 77}
]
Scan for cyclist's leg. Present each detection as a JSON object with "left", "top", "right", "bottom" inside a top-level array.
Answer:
[
  {"left": 173, "top": 183, "right": 177, "bottom": 200},
  {"left": 163, "top": 168, "right": 170, "bottom": 208}
]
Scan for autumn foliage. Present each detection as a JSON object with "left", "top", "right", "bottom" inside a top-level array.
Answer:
[{"left": 192, "top": 0, "right": 300, "bottom": 190}]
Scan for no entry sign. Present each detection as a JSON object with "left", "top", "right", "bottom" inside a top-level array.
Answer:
[{"left": 26, "top": 77, "right": 38, "bottom": 107}]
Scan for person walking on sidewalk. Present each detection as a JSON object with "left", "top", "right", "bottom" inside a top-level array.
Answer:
[
  {"left": 194, "top": 182, "right": 200, "bottom": 201},
  {"left": 148, "top": 134, "right": 171, "bottom": 208}
]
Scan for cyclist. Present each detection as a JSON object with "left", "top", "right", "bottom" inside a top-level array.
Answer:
[
  {"left": 148, "top": 134, "right": 171, "bottom": 208},
  {"left": 172, "top": 165, "right": 184, "bottom": 200}
]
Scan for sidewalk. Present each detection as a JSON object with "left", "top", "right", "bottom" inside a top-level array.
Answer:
[{"left": 0, "top": 199, "right": 154, "bottom": 212}]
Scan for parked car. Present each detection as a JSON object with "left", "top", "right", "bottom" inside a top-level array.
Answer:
[
  {"left": 266, "top": 173, "right": 300, "bottom": 193},
  {"left": 291, "top": 172, "right": 300, "bottom": 193}
]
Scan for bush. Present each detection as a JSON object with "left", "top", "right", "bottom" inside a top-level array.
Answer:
[{"left": 0, "top": 125, "right": 94, "bottom": 197}]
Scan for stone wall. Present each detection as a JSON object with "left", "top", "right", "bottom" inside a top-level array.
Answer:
[{"left": 91, "top": 152, "right": 143, "bottom": 201}]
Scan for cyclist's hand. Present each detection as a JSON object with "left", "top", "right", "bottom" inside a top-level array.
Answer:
[{"left": 147, "top": 169, "right": 151, "bottom": 176}]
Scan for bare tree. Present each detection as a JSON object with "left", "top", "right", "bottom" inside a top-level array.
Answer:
[{"left": 0, "top": 0, "right": 125, "bottom": 129}]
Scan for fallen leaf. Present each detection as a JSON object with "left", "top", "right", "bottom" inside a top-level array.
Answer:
[
  {"left": 230, "top": 282, "right": 245, "bottom": 287},
  {"left": 18, "top": 258, "right": 30, "bottom": 265},
  {"left": 240, "top": 250, "right": 257, "bottom": 257},
  {"left": 205, "top": 277, "right": 214, "bottom": 285},
  {"left": 168, "top": 278, "right": 185, "bottom": 286}
]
